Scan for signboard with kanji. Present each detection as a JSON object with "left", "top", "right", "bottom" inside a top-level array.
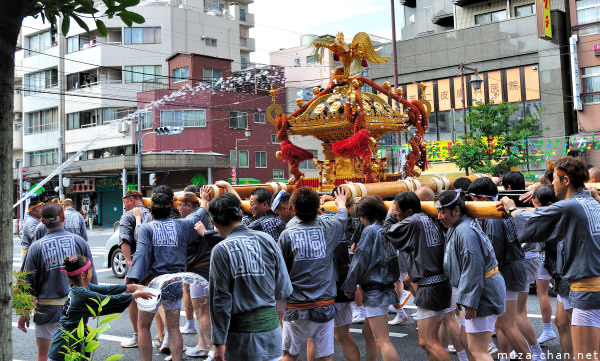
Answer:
[{"left": 536, "top": 0, "right": 552, "bottom": 39}]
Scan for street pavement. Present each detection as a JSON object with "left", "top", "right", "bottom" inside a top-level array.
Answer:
[{"left": 12, "top": 230, "right": 564, "bottom": 361}]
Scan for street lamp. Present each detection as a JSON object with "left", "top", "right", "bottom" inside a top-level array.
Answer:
[
  {"left": 234, "top": 127, "right": 252, "bottom": 185},
  {"left": 458, "top": 63, "right": 482, "bottom": 175},
  {"left": 136, "top": 123, "right": 184, "bottom": 192}
]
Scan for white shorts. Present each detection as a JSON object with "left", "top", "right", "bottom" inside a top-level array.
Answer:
[
  {"left": 276, "top": 300, "right": 286, "bottom": 313},
  {"left": 334, "top": 302, "right": 352, "bottom": 328},
  {"left": 365, "top": 305, "right": 389, "bottom": 318},
  {"left": 506, "top": 290, "right": 519, "bottom": 302},
  {"left": 445, "top": 287, "right": 458, "bottom": 313},
  {"left": 557, "top": 294, "right": 572, "bottom": 310},
  {"left": 537, "top": 269, "right": 552, "bottom": 281},
  {"left": 522, "top": 253, "right": 542, "bottom": 291},
  {"left": 572, "top": 308, "right": 600, "bottom": 328},
  {"left": 462, "top": 314, "right": 498, "bottom": 334},
  {"left": 190, "top": 283, "right": 208, "bottom": 299},
  {"left": 282, "top": 319, "right": 334, "bottom": 358},
  {"left": 417, "top": 306, "right": 445, "bottom": 321},
  {"left": 143, "top": 298, "right": 182, "bottom": 313},
  {"left": 35, "top": 321, "right": 59, "bottom": 339}
]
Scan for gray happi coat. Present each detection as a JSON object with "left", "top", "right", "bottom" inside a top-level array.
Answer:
[
  {"left": 23, "top": 228, "right": 97, "bottom": 325},
  {"left": 126, "top": 207, "right": 208, "bottom": 284},
  {"left": 514, "top": 190, "right": 600, "bottom": 309},
  {"left": 210, "top": 225, "right": 292, "bottom": 360},
  {"left": 21, "top": 214, "right": 40, "bottom": 250},
  {"left": 343, "top": 220, "right": 400, "bottom": 307},
  {"left": 384, "top": 212, "right": 451, "bottom": 311},
  {"left": 278, "top": 208, "right": 348, "bottom": 322},
  {"left": 118, "top": 204, "right": 152, "bottom": 255},
  {"left": 443, "top": 216, "right": 505, "bottom": 316},
  {"left": 33, "top": 208, "right": 88, "bottom": 243}
]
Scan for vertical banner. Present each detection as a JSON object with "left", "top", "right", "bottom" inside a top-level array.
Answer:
[
  {"left": 487, "top": 71, "right": 503, "bottom": 104},
  {"left": 453, "top": 77, "right": 465, "bottom": 110},
  {"left": 406, "top": 83, "right": 419, "bottom": 102},
  {"left": 422, "top": 81, "right": 435, "bottom": 111},
  {"left": 536, "top": 0, "right": 552, "bottom": 39},
  {"left": 471, "top": 75, "right": 485, "bottom": 106},
  {"left": 506, "top": 68, "right": 522, "bottom": 103},
  {"left": 437, "top": 79, "right": 451, "bottom": 111},
  {"left": 524, "top": 65, "right": 541, "bottom": 100},
  {"left": 570, "top": 35, "right": 582, "bottom": 111}
]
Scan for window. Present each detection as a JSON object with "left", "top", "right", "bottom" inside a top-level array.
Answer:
[
  {"left": 229, "top": 111, "right": 248, "bottom": 129},
  {"left": 475, "top": 10, "right": 507, "bottom": 25},
  {"left": 101, "top": 107, "right": 136, "bottom": 125},
  {"left": 230, "top": 150, "right": 249, "bottom": 167},
  {"left": 123, "top": 27, "right": 161, "bottom": 45},
  {"left": 25, "top": 149, "right": 58, "bottom": 167},
  {"left": 124, "top": 65, "right": 163, "bottom": 83},
  {"left": 241, "top": 57, "right": 248, "bottom": 69},
  {"left": 255, "top": 151, "right": 267, "bottom": 168},
  {"left": 206, "top": 37, "right": 218, "bottom": 47},
  {"left": 515, "top": 4, "right": 535, "bottom": 17},
  {"left": 66, "top": 72, "right": 98, "bottom": 90},
  {"left": 294, "top": 58, "right": 300, "bottom": 67},
  {"left": 577, "top": 0, "right": 600, "bottom": 35},
  {"left": 306, "top": 54, "right": 319, "bottom": 64},
  {"left": 582, "top": 66, "right": 600, "bottom": 104},
  {"left": 160, "top": 109, "right": 206, "bottom": 127},
  {"left": 24, "top": 68, "right": 58, "bottom": 96},
  {"left": 254, "top": 113, "right": 265, "bottom": 124},
  {"left": 24, "top": 31, "right": 56, "bottom": 57},
  {"left": 240, "top": 7, "right": 246, "bottom": 21},
  {"left": 271, "top": 134, "right": 280, "bottom": 144},
  {"left": 25, "top": 108, "right": 58, "bottom": 135},
  {"left": 203, "top": 67, "right": 222, "bottom": 89},
  {"left": 173, "top": 67, "right": 189, "bottom": 83},
  {"left": 66, "top": 35, "right": 91, "bottom": 53},
  {"left": 273, "top": 169, "right": 285, "bottom": 179},
  {"left": 142, "top": 111, "right": 153, "bottom": 129},
  {"left": 299, "top": 150, "right": 317, "bottom": 170}
]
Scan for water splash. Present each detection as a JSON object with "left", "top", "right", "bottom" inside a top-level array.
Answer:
[{"left": 12, "top": 67, "right": 287, "bottom": 209}]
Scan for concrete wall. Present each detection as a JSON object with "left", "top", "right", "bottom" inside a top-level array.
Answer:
[{"left": 372, "top": 11, "right": 572, "bottom": 137}]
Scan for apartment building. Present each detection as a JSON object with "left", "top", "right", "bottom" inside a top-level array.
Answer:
[
  {"left": 14, "top": 0, "right": 255, "bottom": 226},
  {"left": 372, "top": 0, "right": 574, "bottom": 170}
]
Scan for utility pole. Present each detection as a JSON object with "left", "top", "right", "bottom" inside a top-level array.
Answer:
[{"left": 391, "top": 0, "right": 402, "bottom": 174}]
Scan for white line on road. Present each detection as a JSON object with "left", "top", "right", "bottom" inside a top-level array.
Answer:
[
  {"left": 12, "top": 322, "right": 129, "bottom": 342},
  {"left": 349, "top": 328, "right": 407, "bottom": 338}
]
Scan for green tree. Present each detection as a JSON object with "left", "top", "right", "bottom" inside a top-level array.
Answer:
[
  {"left": 447, "top": 101, "right": 543, "bottom": 175},
  {"left": 0, "top": 2, "right": 144, "bottom": 359}
]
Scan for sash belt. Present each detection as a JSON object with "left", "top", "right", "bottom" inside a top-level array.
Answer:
[
  {"left": 286, "top": 298, "right": 334, "bottom": 311},
  {"left": 485, "top": 266, "right": 499, "bottom": 279},
  {"left": 569, "top": 277, "right": 600, "bottom": 292}
]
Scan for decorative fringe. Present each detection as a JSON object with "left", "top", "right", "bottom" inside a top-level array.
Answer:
[
  {"left": 332, "top": 129, "right": 371, "bottom": 158},
  {"left": 280, "top": 140, "right": 313, "bottom": 164}
]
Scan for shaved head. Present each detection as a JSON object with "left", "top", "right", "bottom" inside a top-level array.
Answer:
[
  {"left": 414, "top": 186, "right": 435, "bottom": 201},
  {"left": 590, "top": 167, "right": 600, "bottom": 183}
]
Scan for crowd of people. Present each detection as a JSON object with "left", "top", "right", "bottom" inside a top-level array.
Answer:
[{"left": 16, "top": 156, "right": 600, "bottom": 361}]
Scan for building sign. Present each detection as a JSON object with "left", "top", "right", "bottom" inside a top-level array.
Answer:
[
  {"left": 594, "top": 44, "right": 600, "bottom": 56},
  {"left": 471, "top": 75, "right": 485, "bottom": 106},
  {"left": 96, "top": 177, "right": 122, "bottom": 192},
  {"left": 406, "top": 83, "right": 419, "bottom": 102},
  {"left": 506, "top": 68, "right": 522, "bottom": 103},
  {"left": 437, "top": 79, "right": 451, "bottom": 111},
  {"left": 536, "top": 0, "right": 552, "bottom": 39},
  {"left": 570, "top": 35, "right": 582, "bottom": 111},
  {"left": 487, "top": 71, "right": 503, "bottom": 104}
]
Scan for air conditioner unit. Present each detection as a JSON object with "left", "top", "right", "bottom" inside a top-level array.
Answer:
[{"left": 118, "top": 123, "right": 129, "bottom": 133}]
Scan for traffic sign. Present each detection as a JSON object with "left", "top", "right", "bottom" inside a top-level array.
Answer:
[
  {"left": 22, "top": 167, "right": 28, "bottom": 179},
  {"left": 231, "top": 168, "right": 237, "bottom": 184}
]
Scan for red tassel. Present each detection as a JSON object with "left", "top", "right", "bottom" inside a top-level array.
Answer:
[
  {"left": 332, "top": 129, "right": 371, "bottom": 158},
  {"left": 334, "top": 53, "right": 340, "bottom": 62},
  {"left": 361, "top": 58, "right": 368, "bottom": 67},
  {"left": 280, "top": 140, "right": 313, "bottom": 164}
]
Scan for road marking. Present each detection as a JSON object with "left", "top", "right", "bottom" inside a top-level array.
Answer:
[
  {"left": 12, "top": 322, "right": 129, "bottom": 342},
  {"left": 95, "top": 268, "right": 112, "bottom": 273}
]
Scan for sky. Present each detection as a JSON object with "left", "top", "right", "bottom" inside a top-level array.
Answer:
[{"left": 248, "top": 0, "right": 404, "bottom": 65}]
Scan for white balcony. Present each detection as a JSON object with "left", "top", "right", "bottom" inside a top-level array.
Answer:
[
  {"left": 239, "top": 12, "right": 255, "bottom": 28},
  {"left": 240, "top": 37, "right": 255, "bottom": 52}
]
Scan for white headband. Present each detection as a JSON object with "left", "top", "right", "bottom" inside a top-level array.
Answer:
[
  {"left": 436, "top": 189, "right": 461, "bottom": 209},
  {"left": 271, "top": 190, "right": 285, "bottom": 210}
]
